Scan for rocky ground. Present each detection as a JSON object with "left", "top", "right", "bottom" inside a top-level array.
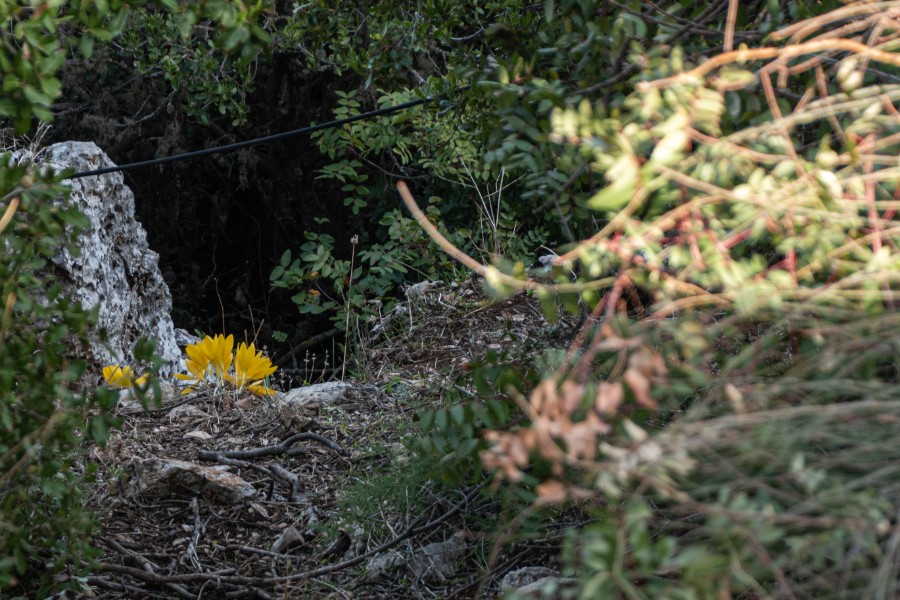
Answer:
[{"left": 79, "top": 278, "right": 584, "bottom": 599}]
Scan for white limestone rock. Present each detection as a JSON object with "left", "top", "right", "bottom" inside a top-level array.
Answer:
[
  {"left": 365, "top": 550, "right": 405, "bottom": 581},
  {"left": 280, "top": 381, "right": 355, "bottom": 408},
  {"left": 500, "top": 567, "right": 560, "bottom": 591},
  {"left": 20, "top": 141, "right": 180, "bottom": 377},
  {"left": 127, "top": 458, "right": 257, "bottom": 504},
  {"left": 408, "top": 531, "right": 466, "bottom": 583}
]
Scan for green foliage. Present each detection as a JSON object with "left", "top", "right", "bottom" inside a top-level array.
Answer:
[
  {"left": 557, "top": 501, "right": 717, "bottom": 600},
  {"left": 270, "top": 5, "right": 579, "bottom": 331},
  {"left": 418, "top": 351, "right": 531, "bottom": 485},
  {"left": 0, "top": 1, "right": 128, "bottom": 132},
  {"left": 335, "top": 439, "right": 441, "bottom": 535},
  {"left": 461, "top": 2, "right": 900, "bottom": 597},
  {"left": 272, "top": 1, "right": 520, "bottom": 88},
  {"left": 271, "top": 208, "right": 466, "bottom": 330},
  {"left": 0, "top": 2, "right": 270, "bottom": 594},
  {"left": 1, "top": 0, "right": 894, "bottom": 595},
  {"left": 0, "top": 1, "right": 270, "bottom": 134},
  {"left": 273, "top": 81, "right": 561, "bottom": 328},
  {"left": 120, "top": 2, "right": 270, "bottom": 126},
  {"left": 0, "top": 157, "right": 118, "bottom": 593},
  {"left": 267, "top": 1, "right": 900, "bottom": 595}
]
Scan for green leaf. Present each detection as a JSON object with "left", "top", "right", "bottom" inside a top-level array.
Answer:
[{"left": 588, "top": 155, "right": 639, "bottom": 212}]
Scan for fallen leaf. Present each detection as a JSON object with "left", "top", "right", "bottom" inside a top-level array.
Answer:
[
  {"left": 249, "top": 502, "right": 270, "bottom": 519},
  {"left": 562, "top": 421, "right": 598, "bottom": 461}
]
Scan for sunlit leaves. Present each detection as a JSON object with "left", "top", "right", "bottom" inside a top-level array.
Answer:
[{"left": 587, "top": 154, "right": 639, "bottom": 211}]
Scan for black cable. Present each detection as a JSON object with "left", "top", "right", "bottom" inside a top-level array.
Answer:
[{"left": 65, "top": 96, "right": 430, "bottom": 180}]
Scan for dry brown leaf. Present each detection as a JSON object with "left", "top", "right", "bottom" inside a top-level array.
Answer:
[
  {"left": 563, "top": 421, "right": 598, "bottom": 461},
  {"left": 560, "top": 380, "right": 584, "bottom": 414},
  {"left": 629, "top": 347, "right": 667, "bottom": 377},
  {"left": 530, "top": 379, "right": 557, "bottom": 415},
  {"left": 586, "top": 411, "right": 611, "bottom": 435},
  {"left": 536, "top": 480, "right": 568, "bottom": 504},
  {"left": 595, "top": 381, "right": 624, "bottom": 414},
  {"left": 624, "top": 366, "right": 657, "bottom": 409},
  {"left": 481, "top": 431, "right": 531, "bottom": 481},
  {"left": 536, "top": 480, "right": 594, "bottom": 504}
]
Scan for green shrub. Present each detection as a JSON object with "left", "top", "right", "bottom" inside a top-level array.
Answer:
[
  {"left": 390, "top": 2, "right": 900, "bottom": 597},
  {"left": 0, "top": 2, "right": 272, "bottom": 594},
  {"left": 0, "top": 157, "right": 123, "bottom": 594},
  {"left": 270, "top": 206, "right": 468, "bottom": 332}
]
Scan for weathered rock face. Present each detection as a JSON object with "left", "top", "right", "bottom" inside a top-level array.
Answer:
[
  {"left": 127, "top": 458, "right": 257, "bottom": 504},
  {"left": 21, "top": 141, "right": 180, "bottom": 377}
]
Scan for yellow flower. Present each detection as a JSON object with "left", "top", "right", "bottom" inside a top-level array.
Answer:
[
  {"left": 174, "top": 334, "right": 234, "bottom": 392},
  {"left": 228, "top": 342, "right": 278, "bottom": 396},
  {"left": 103, "top": 364, "right": 148, "bottom": 388},
  {"left": 174, "top": 334, "right": 278, "bottom": 397}
]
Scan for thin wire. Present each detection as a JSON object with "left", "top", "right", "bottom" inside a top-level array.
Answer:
[{"left": 65, "top": 96, "right": 431, "bottom": 180}]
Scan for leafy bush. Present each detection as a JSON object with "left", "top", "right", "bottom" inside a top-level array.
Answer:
[
  {"left": 0, "top": 156, "right": 124, "bottom": 594},
  {"left": 0, "top": 2, "right": 271, "bottom": 594},
  {"left": 418, "top": 351, "right": 531, "bottom": 486},
  {"left": 271, "top": 207, "right": 467, "bottom": 331},
  {"left": 412, "top": 2, "right": 899, "bottom": 597},
  {"left": 120, "top": 1, "right": 271, "bottom": 127},
  {"left": 273, "top": 55, "right": 562, "bottom": 332}
]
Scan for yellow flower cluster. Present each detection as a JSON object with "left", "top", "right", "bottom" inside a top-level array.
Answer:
[
  {"left": 102, "top": 365, "right": 148, "bottom": 388},
  {"left": 174, "top": 334, "right": 278, "bottom": 396},
  {"left": 103, "top": 334, "right": 278, "bottom": 397}
]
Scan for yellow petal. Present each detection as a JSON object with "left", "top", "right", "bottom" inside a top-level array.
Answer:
[
  {"left": 103, "top": 364, "right": 134, "bottom": 388},
  {"left": 209, "top": 334, "right": 234, "bottom": 378},
  {"left": 185, "top": 341, "right": 210, "bottom": 365},
  {"left": 103, "top": 365, "right": 122, "bottom": 384},
  {"left": 183, "top": 357, "right": 207, "bottom": 380},
  {"left": 182, "top": 334, "right": 234, "bottom": 383},
  {"left": 184, "top": 344, "right": 213, "bottom": 379},
  {"left": 247, "top": 383, "right": 276, "bottom": 396},
  {"left": 232, "top": 342, "right": 277, "bottom": 393}
]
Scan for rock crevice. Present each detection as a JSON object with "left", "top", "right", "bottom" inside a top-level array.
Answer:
[{"left": 20, "top": 141, "right": 180, "bottom": 377}]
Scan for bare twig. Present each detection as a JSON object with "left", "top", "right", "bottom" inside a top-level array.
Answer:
[
  {"left": 200, "top": 431, "right": 341, "bottom": 458},
  {"left": 181, "top": 497, "right": 203, "bottom": 572},
  {"left": 106, "top": 539, "right": 195, "bottom": 599},
  {"left": 724, "top": 0, "right": 739, "bottom": 52},
  {"left": 94, "top": 484, "right": 484, "bottom": 587},
  {"left": 641, "top": 39, "right": 900, "bottom": 90},
  {"left": 397, "top": 180, "right": 618, "bottom": 294}
]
